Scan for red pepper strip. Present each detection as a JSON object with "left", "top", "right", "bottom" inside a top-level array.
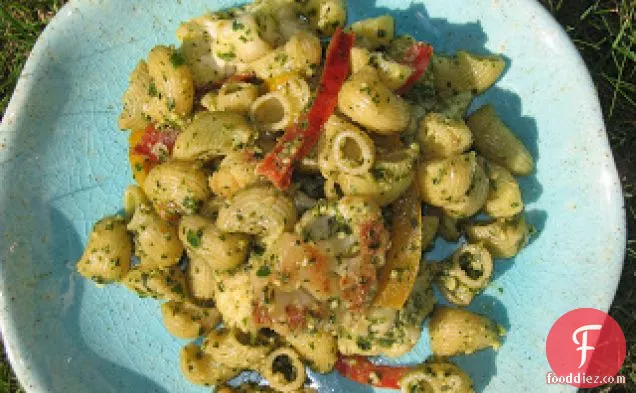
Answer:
[
  {"left": 335, "top": 355, "right": 412, "bottom": 389},
  {"left": 395, "top": 42, "right": 434, "bottom": 96},
  {"left": 132, "top": 124, "right": 179, "bottom": 164},
  {"left": 257, "top": 28, "right": 355, "bottom": 189}
]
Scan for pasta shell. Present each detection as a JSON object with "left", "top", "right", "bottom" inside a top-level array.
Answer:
[
  {"left": 399, "top": 360, "right": 475, "bottom": 393},
  {"left": 484, "top": 161, "right": 524, "bottom": 218},
  {"left": 118, "top": 61, "right": 152, "bottom": 130},
  {"left": 127, "top": 204, "right": 183, "bottom": 268},
  {"left": 180, "top": 343, "right": 240, "bottom": 386},
  {"left": 122, "top": 265, "right": 188, "bottom": 301},
  {"left": 172, "top": 111, "right": 257, "bottom": 161},
  {"left": 161, "top": 301, "right": 221, "bottom": 339},
  {"left": 467, "top": 105, "right": 533, "bottom": 176},
  {"left": 144, "top": 161, "right": 211, "bottom": 218},
  {"left": 76, "top": 215, "right": 132, "bottom": 284},
  {"left": 216, "top": 185, "right": 297, "bottom": 243},
  {"left": 465, "top": 214, "right": 534, "bottom": 259},
  {"left": 429, "top": 306, "right": 504, "bottom": 356},
  {"left": 437, "top": 243, "right": 493, "bottom": 306},
  {"left": 338, "top": 67, "right": 411, "bottom": 134},
  {"left": 418, "top": 112, "right": 473, "bottom": 159},
  {"left": 179, "top": 215, "right": 250, "bottom": 271}
]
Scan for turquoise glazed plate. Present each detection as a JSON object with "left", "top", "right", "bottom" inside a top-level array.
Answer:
[{"left": 0, "top": 1, "right": 625, "bottom": 392}]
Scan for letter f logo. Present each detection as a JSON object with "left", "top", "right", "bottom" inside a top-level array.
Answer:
[
  {"left": 572, "top": 324, "right": 602, "bottom": 368},
  {"left": 546, "top": 308, "right": 626, "bottom": 388}
]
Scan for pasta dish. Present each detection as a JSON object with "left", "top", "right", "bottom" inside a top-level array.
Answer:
[{"left": 76, "top": 1, "right": 535, "bottom": 391}]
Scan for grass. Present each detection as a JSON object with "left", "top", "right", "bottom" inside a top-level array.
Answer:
[{"left": 0, "top": 0, "right": 634, "bottom": 392}]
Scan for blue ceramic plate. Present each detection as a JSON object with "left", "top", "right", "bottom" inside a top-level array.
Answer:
[{"left": 0, "top": 1, "right": 625, "bottom": 392}]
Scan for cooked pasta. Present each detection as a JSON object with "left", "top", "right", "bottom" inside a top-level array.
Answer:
[
  {"left": 172, "top": 111, "right": 258, "bottom": 161},
  {"left": 78, "top": 2, "right": 538, "bottom": 390},
  {"left": 213, "top": 14, "right": 274, "bottom": 63},
  {"left": 186, "top": 257, "right": 217, "bottom": 301},
  {"left": 160, "top": 301, "right": 222, "bottom": 339},
  {"left": 180, "top": 343, "right": 241, "bottom": 386},
  {"left": 348, "top": 15, "right": 395, "bottom": 50},
  {"left": 122, "top": 184, "right": 149, "bottom": 219},
  {"left": 216, "top": 185, "right": 297, "bottom": 243},
  {"left": 338, "top": 67, "right": 411, "bottom": 134},
  {"left": 118, "top": 61, "right": 152, "bottom": 130},
  {"left": 179, "top": 215, "right": 250, "bottom": 271},
  {"left": 257, "top": 0, "right": 345, "bottom": 39},
  {"left": 215, "top": 82, "right": 261, "bottom": 113},
  {"left": 429, "top": 306, "right": 504, "bottom": 357},
  {"left": 176, "top": 15, "right": 228, "bottom": 88},
  {"left": 250, "top": 76, "right": 310, "bottom": 131},
  {"left": 261, "top": 347, "right": 307, "bottom": 392},
  {"left": 122, "top": 265, "right": 187, "bottom": 301},
  {"left": 484, "top": 161, "right": 524, "bottom": 218},
  {"left": 202, "top": 328, "right": 275, "bottom": 369},
  {"left": 127, "top": 204, "right": 183, "bottom": 268},
  {"left": 209, "top": 150, "right": 262, "bottom": 198},
  {"left": 213, "top": 268, "right": 256, "bottom": 333},
  {"left": 143, "top": 160, "right": 210, "bottom": 219},
  {"left": 337, "top": 270, "right": 435, "bottom": 358},
  {"left": 465, "top": 214, "right": 534, "bottom": 258},
  {"left": 118, "top": 45, "right": 195, "bottom": 129},
  {"left": 436, "top": 243, "right": 493, "bottom": 306},
  {"left": 432, "top": 51, "right": 505, "bottom": 97},
  {"left": 442, "top": 157, "right": 489, "bottom": 218},
  {"left": 285, "top": 330, "right": 337, "bottom": 373},
  {"left": 217, "top": 384, "right": 316, "bottom": 393},
  {"left": 327, "top": 141, "right": 419, "bottom": 206},
  {"left": 467, "top": 105, "right": 534, "bottom": 176},
  {"left": 319, "top": 115, "right": 376, "bottom": 177},
  {"left": 417, "top": 152, "right": 481, "bottom": 207},
  {"left": 250, "top": 31, "right": 322, "bottom": 80},
  {"left": 418, "top": 112, "right": 473, "bottom": 159},
  {"left": 76, "top": 216, "right": 132, "bottom": 283},
  {"left": 399, "top": 360, "right": 475, "bottom": 393},
  {"left": 306, "top": 0, "right": 347, "bottom": 36}
]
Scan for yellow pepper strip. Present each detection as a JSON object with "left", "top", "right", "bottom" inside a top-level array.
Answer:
[
  {"left": 128, "top": 128, "right": 152, "bottom": 186},
  {"left": 374, "top": 183, "right": 422, "bottom": 309},
  {"left": 265, "top": 72, "right": 299, "bottom": 92}
]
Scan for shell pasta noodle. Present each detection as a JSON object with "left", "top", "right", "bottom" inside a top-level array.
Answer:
[{"left": 76, "top": 1, "right": 538, "bottom": 391}]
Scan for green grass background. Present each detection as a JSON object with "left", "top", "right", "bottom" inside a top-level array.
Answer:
[{"left": 0, "top": 0, "right": 634, "bottom": 392}]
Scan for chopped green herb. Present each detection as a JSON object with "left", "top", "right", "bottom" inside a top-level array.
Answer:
[
  {"left": 187, "top": 229, "right": 203, "bottom": 248},
  {"left": 232, "top": 19, "right": 245, "bottom": 30},
  {"left": 170, "top": 50, "right": 186, "bottom": 67},
  {"left": 217, "top": 51, "right": 236, "bottom": 61},
  {"left": 183, "top": 197, "right": 201, "bottom": 213},
  {"left": 256, "top": 265, "right": 271, "bottom": 277},
  {"left": 356, "top": 336, "right": 372, "bottom": 351},
  {"left": 148, "top": 81, "right": 158, "bottom": 97},
  {"left": 167, "top": 97, "right": 176, "bottom": 111}
]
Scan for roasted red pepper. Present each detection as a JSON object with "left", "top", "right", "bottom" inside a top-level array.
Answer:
[
  {"left": 335, "top": 355, "right": 412, "bottom": 389},
  {"left": 257, "top": 28, "right": 355, "bottom": 189},
  {"left": 132, "top": 124, "right": 179, "bottom": 164},
  {"left": 396, "top": 42, "right": 434, "bottom": 95}
]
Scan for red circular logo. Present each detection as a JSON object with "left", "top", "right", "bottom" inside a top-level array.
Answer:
[{"left": 546, "top": 308, "right": 626, "bottom": 388}]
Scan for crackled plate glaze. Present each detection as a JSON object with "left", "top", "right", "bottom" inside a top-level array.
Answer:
[{"left": 0, "top": 0, "right": 625, "bottom": 392}]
